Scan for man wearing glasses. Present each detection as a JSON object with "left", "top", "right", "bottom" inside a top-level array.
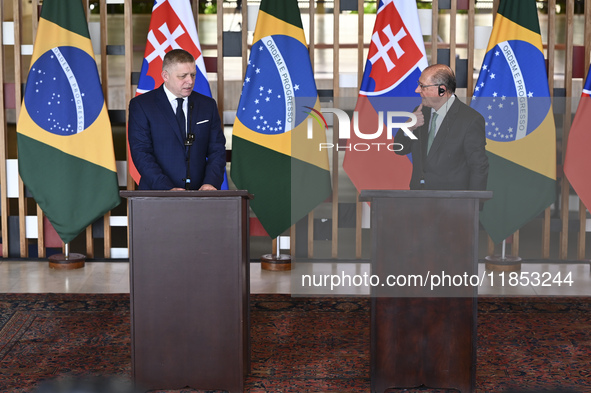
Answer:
[{"left": 394, "top": 64, "right": 488, "bottom": 191}]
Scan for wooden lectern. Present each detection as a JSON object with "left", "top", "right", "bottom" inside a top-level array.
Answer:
[
  {"left": 359, "top": 190, "right": 492, "bottom": 393},
  {"left": 121, "top": 190, "right": 252, "bottom": 393}
]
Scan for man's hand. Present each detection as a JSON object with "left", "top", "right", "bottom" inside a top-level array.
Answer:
[
  {"left": 198, "top": 184, "right": 217, "bottom": 191},
  {"left": 409, "top": 103, "right": 424, "bottom": 131},
  {"left": 170, "top": 187, "right": 185, "bottom": 191}
]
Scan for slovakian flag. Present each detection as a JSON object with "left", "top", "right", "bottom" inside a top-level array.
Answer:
[
  {"left": 564, "top": 66, "right": 591, "bottom": 210},
  {"left": 342, "top": 0, "right": 428, "bottom": 191},
  {"left": 471, "top": 0, "right": 556, "bottom": 244},
  {"left": 17, "top": 0, "right": 120, "bottom": 244},
  {"left": 230, "top": 0, "right": 331, "bottom": 239},
  {"left": 131, "top": 0, "right": 228, "bottom": 189}
]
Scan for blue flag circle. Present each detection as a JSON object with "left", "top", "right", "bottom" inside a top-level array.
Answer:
[
  {"left": 471, "top": 40, "right": 551, "bottom": 143},
  {"left": 237, "top": 35, "right": 317, "bottom": 135},
  {"left": 24, "top": 46, "right": 104, "bottom": 136}
]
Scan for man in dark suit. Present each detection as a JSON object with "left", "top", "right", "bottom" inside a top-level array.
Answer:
[
  {"left": 394, "top": 64, "right": 488, "bottom": 190},
  {"left": 128, "top": 49, "right": 226, "bottom": 191}
]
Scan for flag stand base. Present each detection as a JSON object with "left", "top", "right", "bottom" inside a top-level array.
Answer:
[
  {"left": 261, "top": 254, "right": 292, "bottom": 271},
  {"left": 48, "top": 253, "right": 86, "bottom": 270},
  {"left": 484, "top": 255, "right": 521, "bottom": 272}
]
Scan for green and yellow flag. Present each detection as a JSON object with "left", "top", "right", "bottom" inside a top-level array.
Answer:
[
  {"left": 230, "top": 0, "right": 331, "bottom": 238},
  {"left": 17, "top": 0, "right": 120, "bottom": 244},
  {"left": 471, "top": 0, "right": 556, "bottom": 244}
]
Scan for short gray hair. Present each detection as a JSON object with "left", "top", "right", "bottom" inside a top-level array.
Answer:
[{"left": 162, "top": 49, "right": 195, "bottom": 71}]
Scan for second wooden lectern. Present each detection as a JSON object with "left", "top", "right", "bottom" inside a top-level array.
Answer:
[
  {"left": 121, "top": 190, "right": 252, "bottom": 393},
  {"left": 359, "top": 190, "right": 492, "bottom": 393}
]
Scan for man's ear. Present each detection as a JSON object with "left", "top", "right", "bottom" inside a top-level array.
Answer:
[{"left": 161, "top": 70, "right": 169, "bottom": 83}]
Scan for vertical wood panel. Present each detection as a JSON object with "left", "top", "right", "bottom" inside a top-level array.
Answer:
[
  {"left": 512, "top": 230, "right": 519, "bottom": 257},
  {"left": 449, "top": 0, "right": 457, "bottom": 72},
  {"left": 308, "top": 0, "right": 316, "bottom": 258},
  {"left": 32, "top": 0, "right": 45, "bottom": 258},
  {"left": 513, "top": 229, "right": 520, "bottom": 256},
  {"left": 309, "top": 0, "right": 315, "bottom": 67},
  {"left": 308, "top": 210, "right": 314, "bottom": 257},
  {"left": 100, "top": 0, "right": 108, "bottom": 102},
  {"left": 96, "top": 0, "right": 107, "bottom": 259},
  {"left": 543, "top": 0, "right": 556, "bottom": 259},
  {"left": 357, "top": 0, "right": 364, "bottom": 80},
  {"left": 95, "top": 0, "right": 111, "bottom": 259},
  {"left": 355, "top": 0, "right": 364, "bottom": 260},
  {"left": 0, "top": 0, "right": 8, "bottom": 258},
  {"left": 486, "top": 0, "right": 499, "bottom": 262},
  {"left": 125, "top": 0, "right": 134, "bottom": 193},
  {"left": 586, "top": 0, "right": 591, "bottom": 70},
  {"left": 216, "top": 0, "right": 224, "bottom": 121},
  {"left": 14, "top": 0, "right": 27, "bottom": 257},
  {"left": 85, "top": 227, "right": 93, "bottom": 257},
  {"left": 290, "top": 224, "right": 296, "bottom": 257},
  {"left": 577, "top": 0, "right": 591, "bottom": 260},
  {"left": 578, "top": 201, "right": 585, "bottom": 259},
  {"left": 124, "top": 0, "right": 133, "bottom": 256},
  {"left": 492, "top": 0, "right": 499, "bottom": 20},
  {"left": 559, "top": 0, "right": 574, "bottom": 259},
  {"left": 241, "top": 0, "right": 248, "bottom": 77},
  {"left": 32, "top": 0, "right": 39, "bottom": 36},
  {"left": 192, "top": 0, "right": 199, "bottom": 30},
  {"left": 332, "top": 0, "right": 340, "bottom": 258},
  {"left": 466, "top": 0, "right": 475, "bottom": 94},
  {"left": 432, "top": 0, "right": 439, "bottom": 63},
  {"left": 547, "top": 0, "right": 556, "bottom": 93}
]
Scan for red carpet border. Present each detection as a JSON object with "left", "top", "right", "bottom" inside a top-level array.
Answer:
[{"left": 0, "top": 293, "right": 590, "bottom": 392}]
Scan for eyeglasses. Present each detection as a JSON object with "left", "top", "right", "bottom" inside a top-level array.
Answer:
[{"left": 417, "top": 81, "right": 439, "bottom": 90}]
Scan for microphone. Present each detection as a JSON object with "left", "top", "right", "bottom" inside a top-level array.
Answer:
[{"left": 185, "top": 133, "right": 195, "bottom": 146}]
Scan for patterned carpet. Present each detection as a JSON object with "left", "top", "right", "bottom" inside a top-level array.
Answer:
[{"left": 0, "top": 294, "right": 590, "bottom": 393}]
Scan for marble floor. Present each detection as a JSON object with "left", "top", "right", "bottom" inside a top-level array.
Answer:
[{"left": 1, "top": 260, "right": 590, "bottom": 297}]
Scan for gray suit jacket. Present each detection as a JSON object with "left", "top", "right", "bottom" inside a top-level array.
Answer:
[{"left": 394, "top": 97, "right": 488, "bottom": 190}]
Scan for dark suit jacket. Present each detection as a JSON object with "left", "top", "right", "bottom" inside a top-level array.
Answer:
[
  {"left": 128, "top": 86, "right": 226, "bottom": 190},
  {"left": 394, "top": 97, "right": 488, "bottom": 190}
]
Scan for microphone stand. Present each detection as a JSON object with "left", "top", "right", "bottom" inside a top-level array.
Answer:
[{"left": 184, "top": 103, "right": 194, "bottom": 190}]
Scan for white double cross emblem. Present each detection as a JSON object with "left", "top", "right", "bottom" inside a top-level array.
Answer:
[
  {"left": 146, "top": 22, "right": 185, "bottom": 63},
  {"left": 369, "top": 25, "right": 407, "bottom": 72}
]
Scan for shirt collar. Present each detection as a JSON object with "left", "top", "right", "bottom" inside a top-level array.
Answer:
[
  {"left": 432, "top": 94, "right": 455, "bottom": 118},
  {"left": 162, "top": 84, "right": 184, "bottom": 104}
]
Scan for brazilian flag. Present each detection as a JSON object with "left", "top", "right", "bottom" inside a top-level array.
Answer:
[
  {"left": 17, "top": 0, "right": 120, "bottom": 244},
  {"left": 230, "top": 0, "right": 331, "bottom": 238},
  {"left": 471, "top": 0, "right": 556, "bottom": 244}
]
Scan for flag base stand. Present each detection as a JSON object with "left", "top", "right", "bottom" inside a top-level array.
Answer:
[
  {"left": 484, "top": 255, "right": 521, "bottom": 272},
  {"left": 48, "top": 253, "right": 86, "bottom": 270},
  {"left": 261, "top": 254, "right": 292, "bottom": 271}
]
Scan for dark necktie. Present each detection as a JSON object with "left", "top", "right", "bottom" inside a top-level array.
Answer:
[
  {"left": 427, "top": 112, "right": 438, "bottom": 154},
  {"left": 176, "top": 97, "right": 186, "bottom": 137}
]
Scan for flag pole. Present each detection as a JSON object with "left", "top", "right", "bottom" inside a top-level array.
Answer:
[
  {"left": 484, "top": 238, "right": 521, "bottom": 272},
  {"left": 261, "top": 236, "right": 292, "bottom": 271},
  {"left": 48, "top": 241, "right": 85, "bottom": 270}
]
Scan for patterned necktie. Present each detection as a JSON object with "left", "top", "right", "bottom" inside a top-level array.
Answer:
[
  {"left": 175, "top": 97, "right": 186, "bottom": 137},
  {"left": 427, "top": 112, "right": 438, "bottom": 154}
]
